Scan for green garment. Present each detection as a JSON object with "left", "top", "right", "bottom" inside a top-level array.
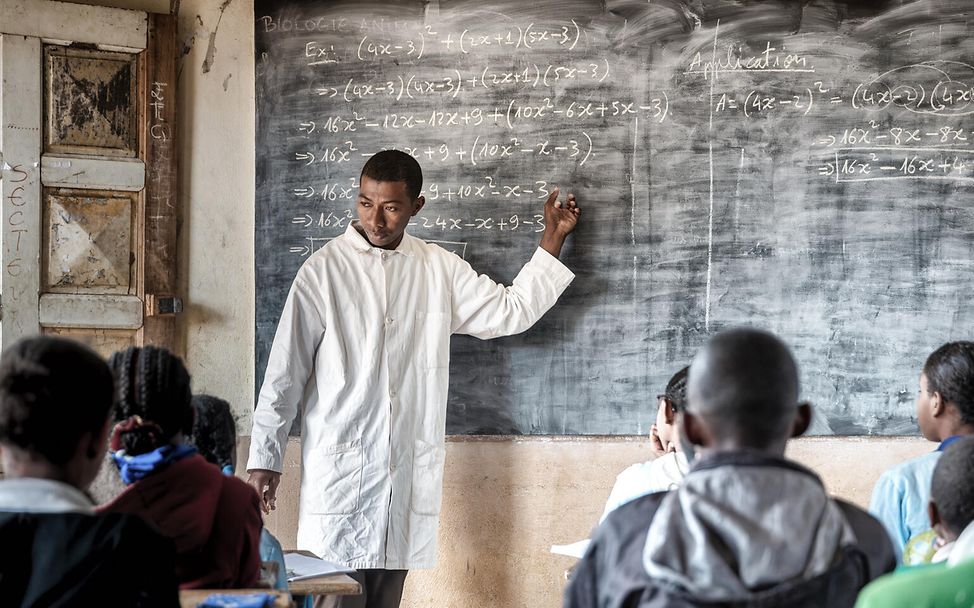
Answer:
[{"left": 855, "top": 558, "right": 974, "bottom": 608}]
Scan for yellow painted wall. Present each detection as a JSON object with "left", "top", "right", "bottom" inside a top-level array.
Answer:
[{"left": 238, "top": 436, "right": 930, "bottom": 607}]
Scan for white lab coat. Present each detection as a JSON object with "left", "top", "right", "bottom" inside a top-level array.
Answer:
[{"left": 248, "top": 222, "right": 574, "bottom": 569}]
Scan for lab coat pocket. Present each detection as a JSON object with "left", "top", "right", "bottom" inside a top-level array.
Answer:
[
  {"left": 410, "top": 440, "right": 446, "bottom": 516},
  {"left": 415, "top": 311, "right": 451, "bottom": 369},
  {"left": 308, "top": 439, "right": 363, "bottom": 515}
]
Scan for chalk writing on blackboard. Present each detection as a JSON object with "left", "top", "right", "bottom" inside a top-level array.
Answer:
[{"left": 256, "top": 0, "right": 974, "bottom": 436}]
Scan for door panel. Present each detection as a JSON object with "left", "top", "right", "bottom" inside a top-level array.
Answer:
[
  {"left": 44, "top": 45, "right": 139, "bottom": 157},
  {"left": 43, "top": 187, "right": 137, "bottom": 294},
  {"left": 43, "top": 326, "right": 137, "bottom": 358},
  {"left": 1, "top": 5, "right": 178, "bottom": 353}
]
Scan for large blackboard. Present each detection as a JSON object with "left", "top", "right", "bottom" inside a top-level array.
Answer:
[{"left": 255, "top": 0, "right": 974, "bottom": 435}]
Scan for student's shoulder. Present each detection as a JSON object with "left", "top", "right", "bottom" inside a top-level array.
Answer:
[
  {"left": 879, "top": 450, "right": 940, "bottom": 480},
  {"left": 614, "top": 460, "right": 654, "bottom": 484},
  {"left": 48, "top": 511, "right": 174, "bottom": 557},
  {"left": 833, "top": 499, "right": 897, "bottom": 578},
  {"left": 596, "top": 490, "right": 668, "bottom": 546}
]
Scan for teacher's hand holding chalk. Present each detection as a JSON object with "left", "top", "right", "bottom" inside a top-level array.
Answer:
[{"left": 540, "top": 187, "right": 581, "bottom": 258}]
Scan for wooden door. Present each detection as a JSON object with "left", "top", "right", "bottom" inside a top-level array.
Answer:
[{"left": 0, "top": 0, "right": 178, "bottom": 357}]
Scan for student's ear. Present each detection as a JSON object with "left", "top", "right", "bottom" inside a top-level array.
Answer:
[
  {"left": 790, "top": 402, "right": 812, "bottom": 438},
  {"left": 412, "top": 196, "right": 426, "bottom": 216},
  {"left": 930, "top": 391, "right": 947, "bottom": 418},
  {"left": 682, "top": 410, "right": 707, "bottom": 447},
  {"left": 928, "top": 500, "right": 952, "bottom": 541}
]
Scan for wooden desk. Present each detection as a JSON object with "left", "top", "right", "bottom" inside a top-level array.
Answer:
[
  {"left": 179, "top": 589, "right": 291, "bottom": 608},
  {"left": 288, "top": 573, "right": 361, "bottom": 596}
]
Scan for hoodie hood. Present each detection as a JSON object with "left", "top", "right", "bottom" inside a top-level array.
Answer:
[
  {"left": 0, "top": 478, "right": 93, "bottom": 514},
  {"left": 643, "top": 450, "right": 857, "bottom": 603}
]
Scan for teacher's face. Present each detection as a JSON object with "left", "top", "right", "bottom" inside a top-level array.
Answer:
[{"left": 356, "top": 176, "right": 425, "bottom": 250}]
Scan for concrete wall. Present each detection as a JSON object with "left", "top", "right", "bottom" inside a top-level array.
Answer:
[
  {"left": 173, "top": 2, "right": 931, "bottom": 607},
  {"left": 177, "top": 0, "right": 256, "bottom": 432}
]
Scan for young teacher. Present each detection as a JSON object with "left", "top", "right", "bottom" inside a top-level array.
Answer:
[{"left": 248, "top": 150, "right": 580, "bottom": 608}]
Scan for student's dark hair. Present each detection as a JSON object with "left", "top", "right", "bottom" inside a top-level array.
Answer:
[
  {"left": 662, "top": 366, "right": 690, "bottom": 413},
  {"left": 192, "top": 394, "right": 236, "bottom": 470},
  {"left": 687, "top": 328, "right": 799, "bottom": 449},
  {"left": 360, "top": 150, "right": 423, "bottom": 199},
  {"left": 923, "top": 341, "right": 974, "bottom": 426},
  {"left": 931, "top": 436, "right": 974, "bottom": 535},
  {"left": 108, "top": 346, "right": 193, "bottom": 455},
  {"left": 0, "top": 335, "right": 113, "bottom": 465}
]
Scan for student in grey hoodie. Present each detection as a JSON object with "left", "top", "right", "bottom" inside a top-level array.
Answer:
[{"left": 564, "top": 328, "right": 895, "bottom": 608}]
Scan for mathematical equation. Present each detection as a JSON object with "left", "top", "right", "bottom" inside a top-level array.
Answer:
[
  {"left": 294, "top": 134, "right": 594, "bottom": 167},
  {"left": 853, "top": 62, "right": 974, "bottom": 115},
  {"left": 814, "top": 124, "right": 970, "bottom": 148},
  {"left": 713, "top": 82, "right": 840, "bottom": 117},
  {"left": 290, "top": 177, "right": 561, "bottom": 202},
  {"left": 317, "top": 61, "right": 615, "bottom": 101},
  {"left": 352, "top": 20, "right": 583, "bottom": 60},
  {"left": 300, "top": 96, "right": 668, "bottom": 133},
  {"left": 817, "top": 148, "right": 974, "bottom": 182},
  {"left": 287, "top": 212, "right": 546, "bottom": 256}
]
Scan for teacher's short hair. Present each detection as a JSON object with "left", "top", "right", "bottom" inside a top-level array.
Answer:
[{"left": 361, "top": 150, "right": 423, "bottom": 199}]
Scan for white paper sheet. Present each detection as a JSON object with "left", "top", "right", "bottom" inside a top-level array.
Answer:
[
  {"left": 550, "top": 539, "right": 591, "bottom": 559},
  {"left": 283, "top": 552, "right": 356, "bottom": 582}
]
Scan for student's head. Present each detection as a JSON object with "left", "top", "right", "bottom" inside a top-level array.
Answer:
[
  {"left": 0, "top": 336, "right": 114, "bottom": 490},
  {"left": 192, "top": 394, "right": 236, "bottom": 474},
  {"left": 683, "top": 328, "right": 810, "bottom": 456},
  {"left": 917, "top": 342, "right": 974, "bottom": 442},
  {"left": 929, "top": 436, "right": 974, "bottom": 541},
  {"left": 655, "top": 366, "right": 689, "bottom": 452},
  {"left": 108, "top": 346, "right": 193, "bottom": 455},
  {"left": 357, "top": 150, "right": 426, "bottom": 250}
]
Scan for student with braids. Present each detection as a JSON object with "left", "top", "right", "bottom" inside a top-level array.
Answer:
[
  {"left": 599, "top": 366, "right": 691, "bottom": 523},
  {"left": 97, "top": 346, "right": 263, "bottom": 589},
  {"left": 192, "top": 394, "right": 288, "bottom": 592},
  {"left": 0, "top": 336, "right": 178, "bottom": 606}
]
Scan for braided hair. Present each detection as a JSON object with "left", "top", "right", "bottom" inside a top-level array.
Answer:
[
  {"left": 108, "top": 346, "right": 193, "bottom": 455},
  {"left": 663, "top": 366, "right": 690, "bottom": 413},
  {"left": 191, "top": 394, "right": 236, "bottom": 471},
  {"left": 0, "top": 336, "right": 113, "bottom": 465}
]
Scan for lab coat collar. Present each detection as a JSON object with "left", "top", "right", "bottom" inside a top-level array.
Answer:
[{"left": 345, "top": 222, "right": 416, "bottom": 257}]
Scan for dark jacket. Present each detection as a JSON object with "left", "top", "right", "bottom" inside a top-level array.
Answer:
[
  {"left": 0, "top": 510, "right": 178, "bottom": 607},
  {"left": 565, "top": 451, "right": 895, "bottom": 608},
  {"left": 98, "top": 454, "right": 262, "bottom": 589}
]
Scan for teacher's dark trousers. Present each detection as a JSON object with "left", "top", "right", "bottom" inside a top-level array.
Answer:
[{"left": 316, "top": 569, "right": 408, "bottom": 608}]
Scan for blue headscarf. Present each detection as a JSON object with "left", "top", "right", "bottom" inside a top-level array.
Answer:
[{"left": 112, "top": 443, "right": 198, "bottom": 485}]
